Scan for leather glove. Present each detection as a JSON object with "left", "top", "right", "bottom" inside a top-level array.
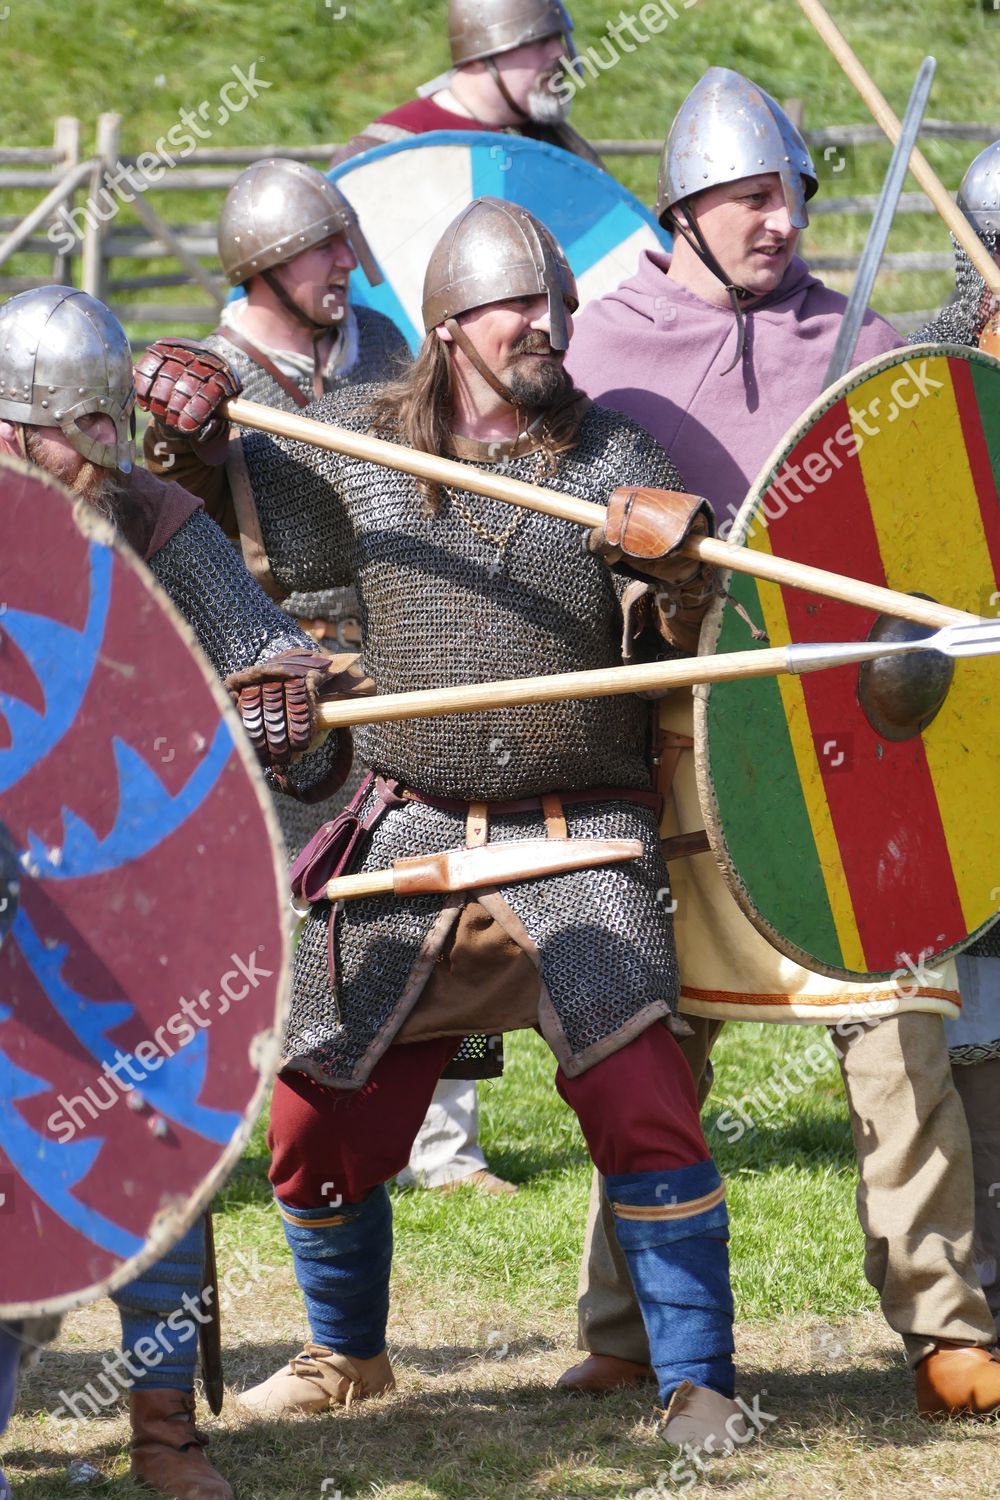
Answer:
[
  {"left": 224, "top": 649, "right": 375, "bottom": 770},
  {"left": 589, "top": 487, "right": 719, "bottom": 653},
  {"left": 134, "top": 338, "right": 241, "bottom": 443}
]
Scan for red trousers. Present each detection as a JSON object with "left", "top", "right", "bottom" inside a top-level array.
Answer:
[{"left": 269, "top": 1021, "right": 708, "bottom": 1207}]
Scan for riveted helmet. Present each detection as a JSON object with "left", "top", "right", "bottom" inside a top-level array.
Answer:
[
  {"left": 448, "top": 0, "right": 574, "bottom": 66},
  {"left": 218, "top": 158, "right": 383, "bottom": 287},
  {"left": 0, "top": 286, "right": 135, "bottom": 472},
  {"left": 657, "top": 67, "right": 817, "bottom": 233},
  {"left": 422, "top": 196, "right": 577, "bottom": 350},
  {"left": 957, "top": 139, "right": 1000, "bottom": 241}
]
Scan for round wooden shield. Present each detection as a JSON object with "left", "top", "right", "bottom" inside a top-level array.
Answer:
[
  {"left": 696, "top": 345, "right": 1000, "bottom": 982},
  {"left": 328, "top": 129, "right": 671, "bottom": 351},
  {"left": 0, "top": 459, "right": 289, "bottom": 1316}
]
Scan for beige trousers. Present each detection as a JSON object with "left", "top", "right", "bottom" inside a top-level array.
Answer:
[
  {"left": 952, "top": 1057, "right": 1000, "bottom": 1331},
  {"left": 577, "top": 1012, "right": 996, "bottom": 1368}
]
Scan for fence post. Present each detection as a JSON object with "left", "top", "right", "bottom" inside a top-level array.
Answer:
[
  {"left": 51, "top": 116, "right": 80, "bottom": 285},
  {"left": 81, "top": 112, "right": 120, "bottom": 301}
]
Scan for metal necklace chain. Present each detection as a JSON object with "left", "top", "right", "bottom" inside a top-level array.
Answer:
[{"left": 443, "top": 446, "right": 545, "bottom": 569}]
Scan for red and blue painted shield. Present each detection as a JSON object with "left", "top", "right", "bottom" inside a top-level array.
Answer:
[
  {"left": 0, "top": 459, "right": 289, "bottom": 1316},
  {"left": 695, "top": 346, "right": 1000, "bottom": 982}
]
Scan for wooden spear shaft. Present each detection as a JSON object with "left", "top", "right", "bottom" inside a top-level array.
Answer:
[
  {"left": 314, "top": 640, "right": 895, "bottom": 730},
  {"left": 225, "top": 397, "right": 974, "bottom": 632},
  {"left": 795, "top": 0, "right": 1000, "bottom": 298}
]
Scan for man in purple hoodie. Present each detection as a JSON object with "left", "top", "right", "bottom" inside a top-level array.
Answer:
[{"left": 563, "top": 67, "right": 1000, "bottom": 1419}]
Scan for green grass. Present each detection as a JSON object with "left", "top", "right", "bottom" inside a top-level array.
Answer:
[
  {"left": 1, "top": 0, "right": 997, "bottom": 339},
  {"left": 11, "top": 1022, "right": 993, "bottom": 1499}
]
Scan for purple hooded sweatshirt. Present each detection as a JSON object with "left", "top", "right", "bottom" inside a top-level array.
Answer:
[{"left": 566, "top": 250, "right": 902, "bottom": 530}]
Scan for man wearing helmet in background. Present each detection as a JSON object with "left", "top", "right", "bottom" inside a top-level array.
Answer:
[
  {"left": 0, "top": 285, "right": 364, "bottom": 1500},
  {"left": 331, "top": 0, "right": 600, "bottom": 167},
  {"left": 153, "top": 157, "right": 514, "bottom": 1199},
  {"left": 563, "top": 68, "right": 1000, "bottom": 1419},
  {"left": 137, "top": 196, "right": 752, "bottom": 1447},
  {"left": 909, "top": 139, "right": 1000, "bottom": 1337}
]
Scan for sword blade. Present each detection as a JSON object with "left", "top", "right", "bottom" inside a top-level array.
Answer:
[{"left": 822, "top": 56, "right": 936, "bottom": 391}]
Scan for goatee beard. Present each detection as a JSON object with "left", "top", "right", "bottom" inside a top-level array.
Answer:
[
  {"left": 527, "top": 69, "right": 570, "bottom": 125},
  {"left": 504, "top": 351, "right": 573, "bottom": 410}
]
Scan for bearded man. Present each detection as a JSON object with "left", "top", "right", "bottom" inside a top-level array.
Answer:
[
  {"left": 137, "top": 196, "right": 750, "bottom": 1445},
  {"left": 0, "top": 285, "right": 363, "bottom": 1500},
  {"left": 561, "top": 68, "right": 1000, "bottom": 1418},
  {"left": 331, "top": 0, "right": 600, "bottom": 167}
]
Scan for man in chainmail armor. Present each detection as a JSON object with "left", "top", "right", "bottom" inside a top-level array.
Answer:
[
  {"left": 137, "top": 197, "right": 749, "bottom": 1445},
  {"left": 910, "top": 139, "right": 1000, "bottom": 1334},
  {"left": 0, "top": 286, "right": 362, "bottom": 1500},
  {"left": 169, "top": 157, "right": 513, "bottom": 1194}
]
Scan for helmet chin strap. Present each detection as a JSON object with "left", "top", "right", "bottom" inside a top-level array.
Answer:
[
  {"left": 484, "top": 56, "right": 531, "bottom": 122},
  {"left": 672, "top": 205, "right": 751, "bottom": 375},
  {"left": 262, "top": 268, "right": 337, "bottom": 398},
  {"left": 444, "top": 316, "right": 521, "bottom": 408}
]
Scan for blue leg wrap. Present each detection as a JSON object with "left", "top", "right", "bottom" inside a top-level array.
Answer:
[
  {"left": 606, "top": 1161, "right": 735, "bottom": 1403},
  {"left": 278, "top": 1186, "right": 392, "bottom": 1360},
  {"left": 0, "top": 1322, "right": 19, "bottom": 1500},
  {"left": 110, "top": 1218, "right": 206, "bottom": 1390}
]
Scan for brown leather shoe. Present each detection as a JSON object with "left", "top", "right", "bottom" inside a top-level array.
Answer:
[
  {"left": 556, "top": 1353, "right": 657, "bottom": 1395},
  {"left": 238, "top": 1343, "right": 395, "bottom": 1416},
  {"left": 435, "top": 1169, "right": 518, "bottom": 1197},
  {"left": 129, "top": 1388, "right": 233, "bottom": 1500},
  {"left": 916, "top": 1343, "right": 1000, "bottom": 1419}
]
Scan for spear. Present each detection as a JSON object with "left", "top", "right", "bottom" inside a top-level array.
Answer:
[
  {"left": 315, "top": 619, "right": 1000, "bottom": 732},
  {"left": 224, "top": 396, "right": 976, "bottom": 633}
]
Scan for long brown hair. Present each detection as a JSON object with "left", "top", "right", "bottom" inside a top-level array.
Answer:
[{"left": 361, "top": 334, "right": 586, "bottom": 511}]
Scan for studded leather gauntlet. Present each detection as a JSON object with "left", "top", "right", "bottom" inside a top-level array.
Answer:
[
  {"left": 224, "top": 650, "right": 375, "bottom": 785},
  {"left": 134, "top": 338, "right": 242, "bottom": 442}
]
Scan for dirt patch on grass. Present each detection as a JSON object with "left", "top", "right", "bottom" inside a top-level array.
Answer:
[{"left": 6, "top": 1262, "right": 997, "bottom": 1498}]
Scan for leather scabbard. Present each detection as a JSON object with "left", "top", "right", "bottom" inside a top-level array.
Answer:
[{"left": 199, "top": 1207, "right": 225, "bottom": 1416}]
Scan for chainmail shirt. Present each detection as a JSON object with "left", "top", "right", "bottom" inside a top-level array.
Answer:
[
  {"left": 148, "top": 506, "right": 344, "bottom": 801},
  {"left": 208, "top": 306, "right": 411, "bottom": 852},
  {"left": 238, "top": 388, "right": 686, "bottom": 1085},
  {"left": 908, "top": 232, "right": 999, "bottom": 347}
]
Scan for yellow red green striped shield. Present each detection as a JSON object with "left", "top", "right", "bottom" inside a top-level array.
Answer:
[{"left": 695, "top": 346, "right": 1000, "bottom": 981}]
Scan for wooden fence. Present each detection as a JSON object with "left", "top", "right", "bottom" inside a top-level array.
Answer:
[{"left": 1, "top": 112, "right": 997, "bottom": 337}]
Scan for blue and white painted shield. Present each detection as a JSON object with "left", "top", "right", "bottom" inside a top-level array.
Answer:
[{"left": 329, "top": 130, "right": 671, "bottom": 351}]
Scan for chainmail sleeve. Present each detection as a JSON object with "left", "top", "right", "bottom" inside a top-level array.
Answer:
[
  {"left": 909, "top": 234, "right": 999, "bottom": 346},
  {"left": 148, "top": 507, "right": 346, "bottom": 799}
]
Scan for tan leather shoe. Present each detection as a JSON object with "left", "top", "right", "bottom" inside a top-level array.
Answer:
[
  {"left": 659, "top": 1380, "right": 751, "bottom": 1450},
  {"left": 128, "top": 1388, "right": 233, "bottom": 1500},
  {"left": 916, "top": 1343, "right": 1000, "bottom": 1419},
  {"left": 238, "top": 1343, "right": 395, "bottom": 1415},
  {"left": 556, "top": 1353, "right": 657, "bottom": 1394},
  {"left": 435, "top": 1169, "right": 518, "bottom": 1196}
]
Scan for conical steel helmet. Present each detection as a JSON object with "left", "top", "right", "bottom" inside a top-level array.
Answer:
[
  {"left": 0, "top": 286, "right": 135, "bottom": 472},
  {"left": 657, "top": 67, "right": 817, "bottom": 231},
  {"left": 422, "top": 196, "right": 578, "bottom": 350},
  {"left": 448, "top": 0, "right": 574, "bottom": 65},
  {"left": 218, "top": 158, "right": 383, "bottom": 287},
  {"left": 957, "top": 139, "right": 1000, "bottom": 240}
]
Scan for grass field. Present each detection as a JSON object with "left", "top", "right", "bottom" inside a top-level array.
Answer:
[
  {"left": 7, "top": 1023, "right": 997, "bottom": 1498},
  {"left": 0, "top": 0, "right": 998, "bottom": 339}
]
